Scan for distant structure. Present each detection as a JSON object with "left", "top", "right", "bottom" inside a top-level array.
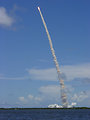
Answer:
[
  {"left": 48, "top": 104, "right": 63, "bottom": 108},
  {"left": 38, "top": 7, "right": 68, "bottom": 108},
  {"left": 48, "top": 103, "right": 76, "bottom": 108}
]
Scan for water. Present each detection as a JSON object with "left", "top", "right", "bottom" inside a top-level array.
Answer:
[{"left": 0, "top": 109, "right": 90, "bottom": 120}]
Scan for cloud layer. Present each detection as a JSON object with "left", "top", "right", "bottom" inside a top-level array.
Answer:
[
  {"left": 18, "top": 85, "right": 61, "bottom": 107},
  {"left": 18, "top": 85, "right": 90, "bottom": 107},
  {"left": 28, "top": 63, "right": 90, "bottom": 81},
  {"left": 28, "top": 68, "right": 57, "bottom": 81},
  {"left": 0, "top": 7, "right": 14, "bottom": 27},
  {"left": 71, "top": 92, "right": 88, "bottom": 102},
  {"left": 1, "top": 63, "right": 90, "bottom": 81},
  {"left": 18, "top": 94, "right": 42, "bottom": 105}
]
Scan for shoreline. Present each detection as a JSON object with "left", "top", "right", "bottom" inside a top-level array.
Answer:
[{"left": 0, "top": 107, "right": 90, "bottom": 110}]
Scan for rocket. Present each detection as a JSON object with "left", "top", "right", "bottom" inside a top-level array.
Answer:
[{"left": 37, "top": 6, "right": 68, "bottom": 108}]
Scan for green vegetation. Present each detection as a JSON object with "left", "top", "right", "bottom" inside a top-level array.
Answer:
[{"left": 0, "top": 107, "right": 90, "bottom": 110}]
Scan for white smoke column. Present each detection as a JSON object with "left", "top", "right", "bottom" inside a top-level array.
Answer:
[{"left": 38, "top": 7, "right": 68, "bottom": 107}]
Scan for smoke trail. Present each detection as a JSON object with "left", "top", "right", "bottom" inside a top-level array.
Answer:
[{"left": 38, "top": 7, "right": 68, "bottom": 107}]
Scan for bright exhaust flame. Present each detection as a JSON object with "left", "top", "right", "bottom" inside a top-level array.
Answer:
[{"left": 38, "top": 6, "right": 40, "bottom": 11}]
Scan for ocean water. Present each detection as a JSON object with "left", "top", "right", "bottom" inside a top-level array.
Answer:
[{"left": 0, "top": 109, "right": 90, "bottom": 120}]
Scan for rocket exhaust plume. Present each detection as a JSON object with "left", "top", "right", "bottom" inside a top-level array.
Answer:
[{"left": 38, "top": 7, "right": 68, "bottom": 108}]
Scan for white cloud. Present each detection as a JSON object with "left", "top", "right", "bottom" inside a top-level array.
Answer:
[
  {"left": 39, "top": 85, "right": 74, "bottom": 101},
  {"left": 18, "top": 86, "right": 90, "bottom": 107},
  {"left": 0, "top": 7, "right": 14, "bottom": 27},
  {"left": 71, "top": 91, "right": 88, "bottom": 102},
  {"left": 1, "top": 63, "right": 90, "bottom": 81},
  {"left": 28, "top": 94, "right": 42, "bottom": 102},
  {"left": 39, "top": 85, "right": 62, "bottom": 103},
  {"left": 19, "top": 96, "right": 27, "bottom": 103},
  {"left": 19, "top": 94, "right": 42, "bottom": 105},
  {"left": 18, "top": 85, "right": 73, "bottom": 105},
  {"left": 39, "top": 85, "right": 60, "bottom": 96},
  {"left": 35, "top": 97, "right": 42, "bottom": 102},
  {"left": 39, "top": 85, "right": 90, "bottom": 106},
  {"left": 62, "top": 63, "right": 90, "bottom": 81},
  {"left": 71, "top": 91, "right": 90, "bottom": 106},
  {"left": 28, "top": 94, "right": 34, "bottom": 100},
  {"left": 28, "top": 63, "right": 90, "bottom": 81},
  {"left": 28, "top": 68, "right": 57, "bottom": 81}
]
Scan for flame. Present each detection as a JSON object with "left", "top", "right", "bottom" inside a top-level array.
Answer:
[{"left": 38, "top": 7, "right": 40, "bottom": 11}]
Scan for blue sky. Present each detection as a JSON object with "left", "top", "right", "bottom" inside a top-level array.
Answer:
[{"left": 0, "top": 0, "right": 90, "bottom": 108}]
